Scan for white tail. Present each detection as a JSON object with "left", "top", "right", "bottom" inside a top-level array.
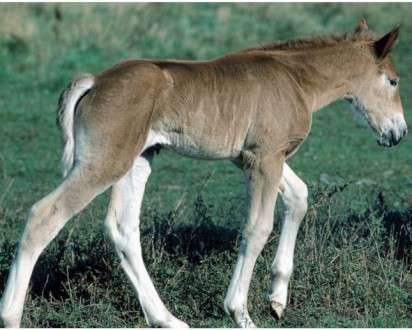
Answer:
[{"left": 57, "top": 74, "right": 94, "bottom": 177}]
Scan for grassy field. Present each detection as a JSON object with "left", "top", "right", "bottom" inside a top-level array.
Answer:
[{"left": 0, "top": 3, "right": 411, "bottom": 328}]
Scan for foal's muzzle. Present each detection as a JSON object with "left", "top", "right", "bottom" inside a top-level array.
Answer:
[{"left": 377, "top": 116, "right": 408, "bottom": 147}]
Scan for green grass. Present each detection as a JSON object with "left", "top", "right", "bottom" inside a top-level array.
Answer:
[{"left": 0, "top": 3, "right": 411, "bottom": 328}]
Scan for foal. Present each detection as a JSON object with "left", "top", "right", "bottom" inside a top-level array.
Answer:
[{"left": 0, "top": 20, "right": 407, "bottom": 328}]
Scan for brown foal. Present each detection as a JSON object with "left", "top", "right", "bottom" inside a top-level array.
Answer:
[{"left": 0, "top": 19, "right": 407, "bottom": 328}]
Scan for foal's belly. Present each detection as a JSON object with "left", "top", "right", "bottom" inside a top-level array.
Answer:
[{"left": 144, "top": 128, "right": 243, "bottom": 160}]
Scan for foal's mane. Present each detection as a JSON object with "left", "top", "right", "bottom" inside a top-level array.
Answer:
[
  {"left": 243, "top": 31, "right": 376, "bottom": 53},
  {"left": 230, "top": 31, "right": 377, "bottom": 93}
]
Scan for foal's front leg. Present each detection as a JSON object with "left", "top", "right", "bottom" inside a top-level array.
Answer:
[
  {"left": 224, "top": 154, "right": 284, "bottom": 328},
  {"left": 269, "top": 163, "right": 308, "bottom": 319}
]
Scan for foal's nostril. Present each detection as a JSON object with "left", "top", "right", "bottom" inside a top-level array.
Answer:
[
  {"left": 389, "top": 130, "right": 395, "bottom": 146},
  {"left": 389, "top": 126, "right": 407, "bottom": 146},
  {"left": 392, "top": 135, "right": 400, "bottom": 146},
  {"left": 377, "top": 118, "right": 407, "bottom": 147}
]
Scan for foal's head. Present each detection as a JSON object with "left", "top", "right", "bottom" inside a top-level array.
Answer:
[{"left": 346, "top": 19, "right": 407, "bottom": 147}]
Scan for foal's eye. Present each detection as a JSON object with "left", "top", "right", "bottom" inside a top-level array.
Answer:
[{"left": 389, "top": 78, "right": 399, "bottom": 87}]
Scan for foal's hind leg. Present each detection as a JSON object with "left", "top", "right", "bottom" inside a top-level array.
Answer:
[
  {"left": 105, "top": 151, "right": 188, "bottom": 328},
  {"left": 0, "top": 168, "right": 111, "bottom": 328},
  {"left": 269, "top": 164, "right": 308, "bottom": 319}
]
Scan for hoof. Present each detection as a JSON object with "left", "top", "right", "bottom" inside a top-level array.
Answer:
[
  {"left": 237, "top": 313, "right": 256, "bottom": 328},
  {"left": 165, "top": 317, "right": 189, "bottom": 328},
  {"left": 270, "top": 301, "right": 284, "bottom": 320},
  {"left": 238, "top": 318, "right": 256, "bottom": 328},
  {"left": 0, "top": 313, "right": 20, "bottom": 328},
  {"left": 1, "top": 319, "right": 20, "bottom": 328},
  {"left": 151, "top": 315, "right": 189, "bottom": 328}
]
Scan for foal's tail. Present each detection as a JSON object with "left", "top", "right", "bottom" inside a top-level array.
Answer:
[{"left": 57, "top": 74, "right": 95, "bottom": 178}]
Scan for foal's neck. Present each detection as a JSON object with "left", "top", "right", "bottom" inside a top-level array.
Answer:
[{"left": 284, "top": 42, "right": 368, "bottom": 113}]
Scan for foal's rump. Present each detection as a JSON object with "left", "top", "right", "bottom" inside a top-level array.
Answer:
[{"left": 59, "top": 61, "right": 167, "bottom": 181}]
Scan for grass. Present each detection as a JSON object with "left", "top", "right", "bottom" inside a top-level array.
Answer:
[{"left": 0, "top": 3, "right": 411, "bottom": 328}]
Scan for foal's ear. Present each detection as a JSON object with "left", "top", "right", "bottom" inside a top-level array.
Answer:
[
  {"left": 374, "top": 25, "right": 400, "bottom": 59},
  {"left": 355, "top": 18, "right": 368, "bottom": 34}
]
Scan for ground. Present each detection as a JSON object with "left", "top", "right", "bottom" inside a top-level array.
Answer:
[{"left": 0, "top": 3, "right": 411, "bottom": 328}]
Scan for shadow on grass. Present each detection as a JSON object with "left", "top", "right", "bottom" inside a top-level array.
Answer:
[
  {"left": 344, "top": 192, "right": 412, "bottom": 263},
  {"left": 382, "top": 208, "right": 412, "bottom": 261},
  {"left": 0, "top": 219, "right": 241, "bottom": 301},
  {"left": 146, "top": 221, "right": 240, "bottom": 264}
]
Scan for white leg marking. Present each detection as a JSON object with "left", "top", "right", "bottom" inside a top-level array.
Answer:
[
  {"left": 224, "top": 159, "right": 283, "bottom": 328},
  {"left": 0, "top": 170, "right": 107, "bottom": 328},
  {"left": 105, "top": 152, "right": 188, "bottom": 328},
  {"left": 224, "top": 246, "right": 257, "bottom": 328},
  {"left": 269, "top": 163, "right": 308, "bottom": 318}
]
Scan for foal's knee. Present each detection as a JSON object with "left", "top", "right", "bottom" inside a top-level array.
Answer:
[{"left": 243, "top": 223, "right": 274, "bottom": 255}]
